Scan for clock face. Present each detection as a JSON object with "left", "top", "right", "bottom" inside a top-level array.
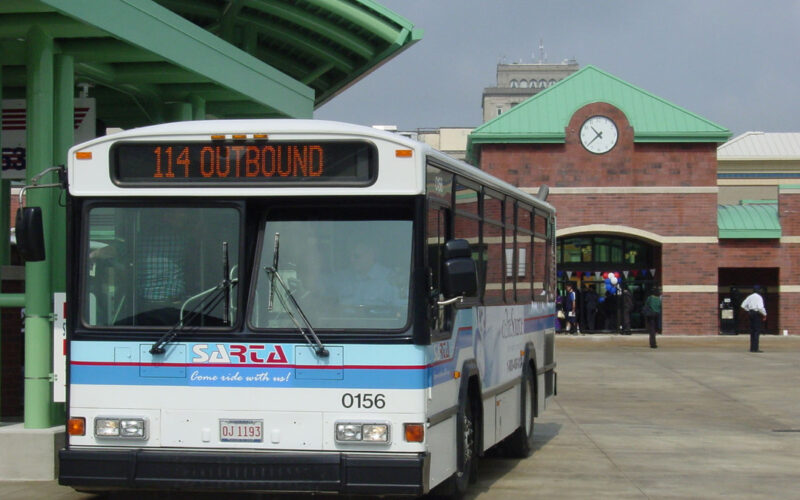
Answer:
[{"left": 579, "top": 116, "right": 618, "bottom": 154}]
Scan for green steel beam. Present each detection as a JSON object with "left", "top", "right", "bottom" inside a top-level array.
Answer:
[
  {"left": 315, "top": 26, "right": 422, "bottom": 106},
  {"left": 41, "top": 0, "right": 314, "bottom": 118},
  {"left": 155, "top": 0, "right": 219, "bottom": 19},
  {"left": 0, "top": 1, "right": 57, "bottom": 14},
  {"left": 238, "top": 15, "right": 355, "bottom": 73},
  {"left": 0, "top": 13, "right": 106, "bottom": 38},
  {"left": 242, "top": 0, "right": 375, "bottom": 59},
  {"left": 220, "top": 0, "right": 246, "bottom": 42},
  {"left": 302, "top": 62, "right": 335, "bottom": 87},
  {"left": 205, "top": 100, "right": 279, "bottom": 116},
  {"left": 113, "top": 63, "right": 211, "bottom": 84},
  {"left": 75, "top": 61, "right": 166, "bottom": 123},
  {"left": 0, "top": 41, "right": 26, "bottom": 65},
  {"left": 0, "top": 294, "right": 25, "bottom": 308},
  {"left": 158, "top": 83, "right": 256, "bottom": 101},
  {"left": 305, "top": 0, "right": 401, "bottom": 44},
  {"left": 59, "top": 39, "right": 164, "bottom": 63}
]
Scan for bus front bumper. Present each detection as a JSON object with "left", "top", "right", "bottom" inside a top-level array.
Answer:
[{"left": 59, "top": 448, "right": 429, "bottom": 495}]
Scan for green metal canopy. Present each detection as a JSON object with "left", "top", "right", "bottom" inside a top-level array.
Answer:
[
  {"left": 469, "top": 65, "right": 731, "bottom": 159},
  {"left": 718, "top": 203, "right": 781, "bottom": 239},
  {"left": 1, "top": 0, "right": 421, "bottom": 128}
]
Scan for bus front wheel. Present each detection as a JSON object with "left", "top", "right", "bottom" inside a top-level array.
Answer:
[
  {"left": 503, "top": 365, "right": 536, "bottom": 457},
  {"left": 437, "top": 394, "right": 478, "bottom": 498}
]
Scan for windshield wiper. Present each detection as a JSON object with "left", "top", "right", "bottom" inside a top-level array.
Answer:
[
  {"left": 150, "top": 242, "right": 237, "bottom": 355},
  {"left": 265, "top": 232, "right": 329, "bottom": 358}
]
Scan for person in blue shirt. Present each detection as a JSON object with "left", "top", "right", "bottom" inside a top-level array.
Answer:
[{"left": 564, "top": 282, "right": 577, "bottom": 334}]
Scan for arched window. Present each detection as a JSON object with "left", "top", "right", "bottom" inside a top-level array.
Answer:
[
  {"left": 549, "top": 79, "right": 557, "bottom": 86},
  {"left": 510, "top": 79, "right": 518, "bottom": 88},
  {"left": 519, "top": 80, "right": 528, "bottom": 88},
  {"left": 539, "top": 79, "right": 547, "bottom": 88}
]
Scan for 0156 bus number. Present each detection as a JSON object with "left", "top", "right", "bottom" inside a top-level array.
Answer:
[{"left": 341, "top": 393, "right": 386, "bottom": 409}]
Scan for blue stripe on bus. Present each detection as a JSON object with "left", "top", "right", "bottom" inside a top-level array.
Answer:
[{"left": 70, "top": 363, "right": 429, "bottom": 389}]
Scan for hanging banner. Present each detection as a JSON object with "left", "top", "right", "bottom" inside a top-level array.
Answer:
[{"left": 2, "top": 98, "right": 96, "bottom": 179}]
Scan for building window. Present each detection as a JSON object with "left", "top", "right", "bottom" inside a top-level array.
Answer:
[
  {"left": 510, "top": 79, "right": 518, "bottom": 88},
  {"left": 519, "top": 80, "right": 528, "bottom": 88},
  {"left": 497, "top": 108, "right": 502, "bottom": 116}
]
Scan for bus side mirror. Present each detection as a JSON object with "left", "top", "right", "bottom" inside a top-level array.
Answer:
[
  {"left": 15, "top": 207, "right": 46, "bottom": 262},
  {"left": 442, "top": 239, "right": 477, "bottom": 299}
]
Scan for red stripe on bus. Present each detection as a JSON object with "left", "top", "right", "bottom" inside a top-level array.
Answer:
[{"left": 71, "top": 360, "right": 430, "bottom": 370}]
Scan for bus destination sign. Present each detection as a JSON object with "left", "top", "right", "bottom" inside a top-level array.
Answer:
[{"left": 111, "top": 141, "right": 376, "bottom": 185}]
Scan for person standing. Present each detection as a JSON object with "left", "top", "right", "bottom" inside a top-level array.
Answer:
[
  {"left": 740, "top": 285, "right": 767, "bottom": 353},
  {"left": 621, "top": 285, "right": 633, "bottom": 335},
  {"left": 565, "top": 282, "right": 578, "bottom": 334},
  {"left": 643, "top": 287, "right": 661, "bottom": 348},
  {"left": 582, "top": 284, "right": 598, "bottom": 332}
]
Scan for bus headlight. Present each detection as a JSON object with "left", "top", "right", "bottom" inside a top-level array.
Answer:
[
  {"left": 335, "top": 422, "right": 390, "bottom": 443},
  {"left": 94, "top": 417, "right": 146, "bottom": 439}
]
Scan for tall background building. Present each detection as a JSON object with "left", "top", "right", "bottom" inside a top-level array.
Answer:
[{"left": 481, "top": 48, "right": 579, "bottom": 122}]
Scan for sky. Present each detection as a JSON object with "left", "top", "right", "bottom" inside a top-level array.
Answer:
[{"left": 315, "top": 0, "right": 800, "bottom": 138}]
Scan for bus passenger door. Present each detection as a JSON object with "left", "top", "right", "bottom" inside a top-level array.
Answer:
[{"left": 427, "top": 204, "right": 454, "bottom": 339}]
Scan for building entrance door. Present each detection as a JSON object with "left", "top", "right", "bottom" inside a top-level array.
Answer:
[{"left": 557, "top": 235, "right": 661, "bottom": 333}]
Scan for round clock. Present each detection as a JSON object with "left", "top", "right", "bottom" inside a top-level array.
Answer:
[{"left": 579, "top": 116, "right": 618, "bottom": 154}]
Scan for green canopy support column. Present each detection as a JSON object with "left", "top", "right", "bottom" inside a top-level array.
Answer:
[
  {"left": 0, "top": 60, "right": 4, "bottom": 416},
  {"left": 0, "top": 59, "right": 8, "bottom": 269},
  {"left": 24, "top": 26, "right": 55, "bottom": 429},
  {"left": 50, "top": 52, "right": 73, "bottom": 423},
  {"left": 52, "top": 53, "right": 72, "bottom": 292},
  {"left": 165, "top": 102, "right": 192, "bottom": 122},
  {"left": 189, "top": 95, "right": 206, "bottom": 121}
]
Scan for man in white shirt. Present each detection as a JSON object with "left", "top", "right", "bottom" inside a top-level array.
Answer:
[{"left": 740, "top": 285, "right": 767, "bottom": 352}]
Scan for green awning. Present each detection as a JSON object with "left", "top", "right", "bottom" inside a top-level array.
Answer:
[
  {"left": 3, "top": 0, "right": 421, "bottom": 127},
  {"left": 718, "top": 203, "right": 781, "bottom": 239}
]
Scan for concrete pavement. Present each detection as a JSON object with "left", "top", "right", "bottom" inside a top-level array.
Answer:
[{"left": 2, "top": 334, "right": 799, "bottom": 499}]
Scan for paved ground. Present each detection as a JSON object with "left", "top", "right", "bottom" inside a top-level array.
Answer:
[{"left": 2, "top": 334, "right": 799, "bottom": 499}]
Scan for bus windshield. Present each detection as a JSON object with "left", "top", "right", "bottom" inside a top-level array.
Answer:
[
  {"left": 251, "top": 217, "right": 412, "bottom": 331},
  {"left": 82, "top": 205, "right": 241, "bottom": 328}
]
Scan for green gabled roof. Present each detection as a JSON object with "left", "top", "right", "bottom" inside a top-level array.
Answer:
[
  {"left": 468, "top": 65, "right": 731, "bottom": 157},
  {"left": 718, "top": 204, "right": 781, "bottom": 239}
]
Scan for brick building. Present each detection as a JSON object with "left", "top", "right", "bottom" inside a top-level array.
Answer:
[{"left": 467, "top": 65, "right": 799, "bottom": 335}]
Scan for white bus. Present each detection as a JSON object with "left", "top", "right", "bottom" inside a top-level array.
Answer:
[{"left": 31, "top": 120, "right": 556, "bottom": 497}]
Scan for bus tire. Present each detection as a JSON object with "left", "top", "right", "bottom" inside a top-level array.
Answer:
[
  {"left": 503, "top": 364, "right": 536, "bottom": 458},
  {"left": 437, "top": 393, "right": 478, "bottom": 498}
]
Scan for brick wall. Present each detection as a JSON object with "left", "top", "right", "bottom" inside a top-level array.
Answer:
[{"left": 475, "top": 102, "right": 727, "bottom": 335}]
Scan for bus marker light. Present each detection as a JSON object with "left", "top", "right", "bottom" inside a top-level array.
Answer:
[
  {"left": 404, "top": 423, "right": 424, "bottom": 442},
  {"left": 67, "top": 417, "right": 85, "bottom": 436},
  {"left": 210, "top": 134, "right": 226, "bottom": 141},
  {"left": 75, "top": 151, "right": 92, "bottom": 160},
  {"left": 253, "top": 134, "right": 269, "bottom": 139},
  {"left": 395, "top": 149, "right": 413, "bottom": 158},
  {"left": 232, "top": 134, "right": 246, "bottom": 140},
  {"left": 454, "top": 371, "right": 461, "bottom": 379}
]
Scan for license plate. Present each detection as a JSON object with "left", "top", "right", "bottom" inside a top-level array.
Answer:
[{"left": 219, "top": 419, "right": 263, "bottom": 443}]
